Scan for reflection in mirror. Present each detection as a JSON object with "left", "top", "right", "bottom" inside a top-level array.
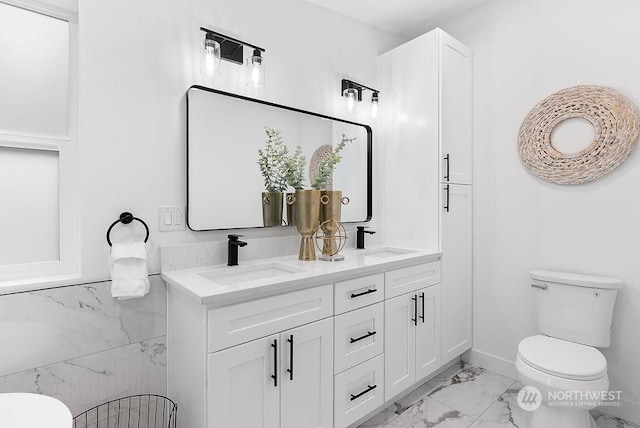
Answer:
[{"left": 187, "top": 86, "right": 372, "bottom": 231}]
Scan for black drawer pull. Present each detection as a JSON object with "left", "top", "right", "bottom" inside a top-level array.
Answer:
[
  {"left": 350, "top": 331, "right": 377, "bottom": 344},
  {"left": 287, "top": 335, "right": 294, "bottom": 381},
  {"left": 271, "top": 339, "right": 278, "bottom": 387},
  {"left": 411, "top": 294, "right": 418, "bottom": 326},
  {"left": 350, "top": 384, "right": 377, "bottom": 401},
  {"left": 444, "top": 154, "right": 450, "bottom": 182},
  {"left": 444, "top": 185, "right": 450, "bottom": 212},
  {"left": 351, "top": 288, "right": 377, "bottom": 298},
  {"left": 419, "top": 292, "right": 425, "bottom": 323}
]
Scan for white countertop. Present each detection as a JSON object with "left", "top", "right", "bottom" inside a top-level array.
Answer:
[{"left": 161, "top": 246, "right": 441, "bottom": 307}]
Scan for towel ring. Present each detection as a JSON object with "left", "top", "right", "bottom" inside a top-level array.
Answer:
[{"left": 106, "top": 212, "right": 150, "bottom": 247}]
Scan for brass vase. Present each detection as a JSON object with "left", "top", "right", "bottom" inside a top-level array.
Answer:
[
  {"left": 261, "top": 191, "right": 283, "bottom": 227},
  {"left": 319, "top": 190, "right": 350, "bottom": 259},
  {"left": 291, "top": 189, "right": 320, "bottom": 260},
  {"left": 285, "top": 192, "right": 297, "bottom": 226}
]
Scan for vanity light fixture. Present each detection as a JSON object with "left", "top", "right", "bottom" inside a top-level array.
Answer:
[
  {"left": 341, "top": 79, "right": 380, "bottom": 118},
  {"left": 199, "top": 27, "right": 266, "bottom": 87}
]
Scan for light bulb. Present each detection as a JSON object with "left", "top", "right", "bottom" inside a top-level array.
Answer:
[
  {"left": 247, "top": 49, "right": 265, "bottom": 88},
  {"left": 343, "top": 88, "right": 358, "bottom": 113},
  {"left": 371, "top": 92, "right": 380, "bottom": 119},
  {"left": 200, "top": 35, "right": 220, "bottom": 76}
]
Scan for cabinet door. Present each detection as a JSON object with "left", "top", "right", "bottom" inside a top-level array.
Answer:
[
  {"left": 441, "top": 184, "right": 472, "bottom": 363},
  {"left": 439, "top": 30, "right": 472, "bottom": 185},
  {"left": 384, "top": 292, "right": 416, "bottom": 401},
  {"left": 207, "top": 335, "right": 280, "bottom": 428},
  {"left": 415, "top": 285, "right": 442, "bottom": 380},
  {"left": 281, "top": 318, "right": 334, "bottom": 428}
]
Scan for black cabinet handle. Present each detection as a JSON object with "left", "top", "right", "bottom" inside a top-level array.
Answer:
[
  {"left": 411, "top": 294, "right": 418, "bottom": 326},
  {"left": 351, "top": 288, "right": 377, "bottom": 298},
  {"left": 419, "top": 292, "right": 425, "bottom": 323},
  {"left": 271, "top": 339, "right": 278, "bottom": 387},
  {"left": 444, "top": 185, "right": 450, "bottom": 212},
  {"left": 444, "top": 154, "right": 450, "bottom": 182},
  {"left": 286, "top": 335, "right": 294, "bottom": 381},
  {"left": 350, "top": 384, "right": 377, "bottom": 401},
  {"left": 350, "top": 331, "right": 377, "bottom": 344}
]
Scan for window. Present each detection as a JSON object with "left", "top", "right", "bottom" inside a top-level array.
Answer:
[{"left": 0, "top": 1, "right": 79, "bottom": 289}]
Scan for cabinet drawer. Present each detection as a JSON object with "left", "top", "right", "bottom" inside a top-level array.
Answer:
[
  {"left": 334, "top": 354, "right": 384, "bottom": 428},
  {"left": 334, "top": 303, "right": 384, "bottom": 374},
  {"left": 385, "top": 261, "right": 441, "bottom": 299},
  {"left": 334, "top": 273, "right": 384, "bottom": 315},
  {"left": 208, "top": 284, "right": 333, "bottom": 352}
]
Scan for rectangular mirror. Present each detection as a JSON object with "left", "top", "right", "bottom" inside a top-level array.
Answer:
[{"left": 187, "top": 86, "right": 372, "bottom": 231}]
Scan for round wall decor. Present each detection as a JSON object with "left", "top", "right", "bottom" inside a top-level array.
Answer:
[{"left": 518, "top": 85, "right": 640, "bottom": 185}]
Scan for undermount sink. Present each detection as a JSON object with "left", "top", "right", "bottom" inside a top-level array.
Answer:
[
  {"left": 199, "top": 263, "right": 303, "bottom": 285},
  {"left": 361, "top": 247, "right": 417, "bottom": 258}
]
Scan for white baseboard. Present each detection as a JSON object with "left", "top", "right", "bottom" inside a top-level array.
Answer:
[
  {"left": 462, "top": 348, "right": 518, "bottom": 380},
  {"left": 462, "top": 348, "right": 640, "bottom": 426}
]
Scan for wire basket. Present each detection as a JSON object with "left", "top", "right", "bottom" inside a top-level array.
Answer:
[{"left": 73, "top": 394, "right": 177, "bottom": 428}]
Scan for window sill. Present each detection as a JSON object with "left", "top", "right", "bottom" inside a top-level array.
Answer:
[{"left": 0, "top": 272, "right": 82, "bottom": 296}]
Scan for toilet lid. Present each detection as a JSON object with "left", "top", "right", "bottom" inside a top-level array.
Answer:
[
  {"left": 0, "top": 393, "right": 72, "bottom": 427},
  {"left": 518, "top": 335, "right": 607, "bottom": 380}
]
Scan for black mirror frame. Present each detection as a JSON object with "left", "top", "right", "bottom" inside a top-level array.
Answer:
[{"left": 186, "top": 85, "right": 373, "bottom": 231}]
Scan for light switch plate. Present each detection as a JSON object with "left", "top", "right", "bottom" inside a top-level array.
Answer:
[{"left": 158, "top": 206, "right": 186, "bottom": 231}]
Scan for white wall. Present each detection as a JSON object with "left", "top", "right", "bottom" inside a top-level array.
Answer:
[
  {"left": 78, "top": 0, "right": 399, "bottom": 282},
  {"left": 437, "top": 0, "right": 640, "bottom": 422}
]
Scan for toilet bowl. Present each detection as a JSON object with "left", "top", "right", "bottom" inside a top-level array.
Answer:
[
  {"left": 517, "top": 270, "right": 621, "bottom": 428},
  {"left": 516, "top": 335, "right": 609, "bottom": 428},
  {"left": 0, "top": 393, "right": 72, "bottom": 428}
]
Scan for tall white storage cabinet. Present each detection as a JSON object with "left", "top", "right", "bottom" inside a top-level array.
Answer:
[{"left": 378, "top": 28, "right": 473, "bottom": 366}]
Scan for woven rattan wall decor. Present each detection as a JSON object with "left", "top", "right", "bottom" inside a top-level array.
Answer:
[{"left": 518, "top": 85, "right": 640, "bottom": 185}]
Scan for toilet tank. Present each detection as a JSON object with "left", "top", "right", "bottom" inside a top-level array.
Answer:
[{"left": 530, "top": 270, "right": 621, "bottom": 347}]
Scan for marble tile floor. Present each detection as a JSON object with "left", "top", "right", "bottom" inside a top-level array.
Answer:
[{"left": 359, "top": 362, "right": 639, "bottom": 428}]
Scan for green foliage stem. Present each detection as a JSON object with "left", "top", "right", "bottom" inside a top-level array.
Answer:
[
  {"left": 284, "top": 145, "right": 307, "bottom": 189},
  {"left": 257, "top": 127, "right": 289, "bottom": 192}
]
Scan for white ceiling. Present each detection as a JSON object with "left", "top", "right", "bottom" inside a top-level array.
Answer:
[{"left": 302, "top": 0, "right": 489, "bottom": 39}]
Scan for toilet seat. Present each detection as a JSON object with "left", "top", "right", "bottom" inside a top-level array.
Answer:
[
  {"left": 0, "top": 393, "right": 72, "bottom": 428},
  {"left": 518, "top": 335, "right": 607, "bottom": 381}
]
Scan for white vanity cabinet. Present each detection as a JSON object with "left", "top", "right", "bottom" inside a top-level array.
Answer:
[
  {"left": 208, "top": 318, "right": 334, "bottom": 428},
  {"left": 439, "top": 31, "right": 473, "bottom": 186},
  {"left": 441, "top": 184, "right": 472, "bottom": 363},
  {"left": 378, "top": 27, "right": 473, "bottom": 368},
  {"left": 164, "top": 252, "right": 445, "bottom": 428},
  {"left": 384, "top": 276, "right": 442, "bottom": 401}
]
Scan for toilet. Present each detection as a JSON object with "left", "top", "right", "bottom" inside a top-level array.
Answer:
[
  {"left": 516, "top": 270, "right": 621, "bottom": 428},
  {"left": 0, "top": 393, "right": 72, "bottom": 427}
]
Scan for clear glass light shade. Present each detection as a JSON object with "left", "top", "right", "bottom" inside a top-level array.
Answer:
[
  {"left": 200, "top": 37, "right": 221, "bottom": 76},
  {"left": 371, "top": 99, "right": 379, "bottom": 119},
  {"left": 343, "top": 88, "right": 358, "bottom": 113},
  {"left": 247, "top": 52, "right": 265, "bottom": 88}
]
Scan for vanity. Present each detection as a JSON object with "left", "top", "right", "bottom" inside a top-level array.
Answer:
[
  {"left": 168, "top": 27, "right": 472, "bottom": 428},
  {"left": 162, "top": 247, "right": 467, "bottom": 428}
]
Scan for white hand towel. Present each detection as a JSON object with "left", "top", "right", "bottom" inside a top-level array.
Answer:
[{"left": 110, "top": 242, "right": 150, "bottom": 300}]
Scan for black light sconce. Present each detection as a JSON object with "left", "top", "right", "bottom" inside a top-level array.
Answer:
[
  {"left": 199, "top": 27, "right": 266, "bottom": 88},
  {"left": 341, "top": 79, "right": 380, "bottom": 118}
]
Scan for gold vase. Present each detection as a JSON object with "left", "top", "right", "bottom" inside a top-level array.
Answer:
[
  {"left": 292, "top": 189, "right": 320, "bottom": 260},
  {"left": 319, "top": 190, "right": 350, "bottom": 257},
  {"left": 285, "top": 192, "right": 297, "bottom": 226},
  {"left": 261, "top": 191, "right": 283, "bottom": 227}
]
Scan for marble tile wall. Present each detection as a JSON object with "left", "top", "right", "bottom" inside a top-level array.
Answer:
[{"left": 0, "top": 275, "right": 167, "bottom": 417}]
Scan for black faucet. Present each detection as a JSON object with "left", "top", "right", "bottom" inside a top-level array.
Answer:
[
  {"left": 228, "top": 234, "right": 247, "bottom": 266},
  {"left": 356, "top": 226, "right": 376, "bottom": 249}
]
